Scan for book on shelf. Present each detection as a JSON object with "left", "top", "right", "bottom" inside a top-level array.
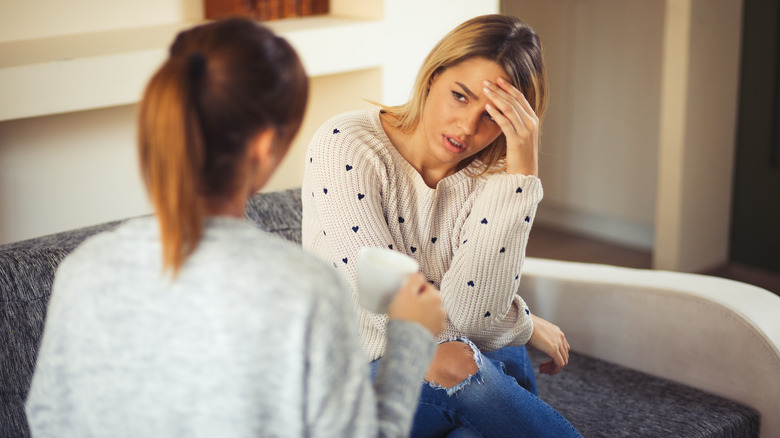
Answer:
[
  {"left": 204, "top": 0, "right": 328, "bottom": 21},
  {"left": 204, "top": 0, "right": 256, "bottom": 19}
]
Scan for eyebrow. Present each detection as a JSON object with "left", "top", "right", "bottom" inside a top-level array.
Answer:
[{"left": 455, "top": 82, "right": 479, "bottom": 100}]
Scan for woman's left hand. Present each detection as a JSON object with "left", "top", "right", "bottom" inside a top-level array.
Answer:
[
  {"left": 483, "top": 78, "right": 540, "bottom": 176},
  {"left": 527, "top": 313, "right": 570, "bottom": 375}
]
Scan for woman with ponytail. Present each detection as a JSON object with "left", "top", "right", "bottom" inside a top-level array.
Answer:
[{"left": 26, "top": 18, "right": 444, "bottom": 438}]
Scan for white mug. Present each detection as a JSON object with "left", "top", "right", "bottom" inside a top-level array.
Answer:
[{"left": 356, "top": 246, "right": 419, "bottom": 314}]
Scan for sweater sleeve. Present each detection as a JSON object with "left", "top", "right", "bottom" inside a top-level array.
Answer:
[
  {"left": 441, "top": 173, "right": 543, "bottom": 350},
  {"left": 305, "top": 272, "right": 435, "bottom": 438}
]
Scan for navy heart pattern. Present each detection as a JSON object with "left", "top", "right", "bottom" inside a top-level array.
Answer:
[
  {"left": 410, "top": 246, "right": 417, "bottom": 253},
  {"left": 467, "top": 280, "right": 475, "bottom": 287},
  {"left": 516, "top": 187, "right": 523, "bottom": 193},
  {"left": 333, "top": 128, "right": 340, "bottom": 134},
  {"left": 398, "top": 216, "right": 405, "bottom": 223},
  {"left": 525, "top": 309, "right": 530, "bottom": 315},
  {"left": 323, "top": 231, "right": 327, "bottom": 236},
  {"left": 515, "top": 275, "right": 519, "bottom": 280},
  {"left": 481, "top": 218, "right": 488, "bottom": 224},
  {"left": 352, "top": 226, "right": 359, "bottom": 233},
  {"left": 431, "top": 237, "right": 437, "bottom": 243},
  {"left": 525, "top": 216, "right": 530, "bottom": 222},
  {"left": 346, "top": 164, "right": 353, "bottom": 171},
  {"left": 342, "top": 258, "right": 348, "bottom": 264},
  {"left": 463, "top": 239, "right": 468, "bottom": 244},
  {"left": 484, "top": 311, "right": 491, "bottom": 317},
  {"left": 388, "top": 244, "right": 393, "bottom": 250},
  {"left": 500, "top": 247, "right": 505, "bottom": 253},
  {"left": 357, "top": 193, "right": 365, "bottom": 200},
  {"left": 323, "top": 188, "right": 328, "bottom": 194},
  {"left": 309, "top": 157, "right": 313, "bottom": 163}
]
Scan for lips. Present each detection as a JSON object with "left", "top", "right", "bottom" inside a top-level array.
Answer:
[{"left": 443, "top": 135, "right": 466, "bottom": 153}]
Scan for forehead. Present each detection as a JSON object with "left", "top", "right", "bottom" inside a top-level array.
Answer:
[{"left": 436, "top": 57, "right": 509, "bottom": 84}]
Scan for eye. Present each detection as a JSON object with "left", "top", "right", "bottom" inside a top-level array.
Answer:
[
  {"left": 483, "top": 111, "right": 496, "bottom": 123},
  {"left": 451, "top": 91, "right": 467, "bottom": 102}
]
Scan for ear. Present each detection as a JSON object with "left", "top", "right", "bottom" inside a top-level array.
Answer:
[{"left": 248, "top": 129, "right": 277, "bottom": 164}]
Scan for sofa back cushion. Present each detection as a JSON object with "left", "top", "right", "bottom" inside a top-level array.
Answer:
[{"left": 0, "top": 220, "right": 121, "bottom": 437}]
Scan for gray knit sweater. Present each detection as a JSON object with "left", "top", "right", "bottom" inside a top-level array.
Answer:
[{"left": 25, "top": 216, "right": 435, "bottom": 437}]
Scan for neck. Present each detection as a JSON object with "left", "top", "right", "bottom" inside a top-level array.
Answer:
[
  {"left": 205, "top": 195, "right": 248, "bottom": 218},
  {"left": 381, "top": 114, "right": 457, "bottom": 188}
]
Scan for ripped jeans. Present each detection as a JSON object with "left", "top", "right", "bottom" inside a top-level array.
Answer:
[{"left": 369, "top": 338, "right": 582, "bottom": 438}]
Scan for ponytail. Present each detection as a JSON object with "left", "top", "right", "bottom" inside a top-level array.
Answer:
[{"left": 138, "top": 54, "right": 207, "bottom": 276}]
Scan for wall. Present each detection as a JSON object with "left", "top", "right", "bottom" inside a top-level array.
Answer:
[
  {"left": 503, "top": 0, "right": 664, "bottom": 250},
  {"left": 504, "top": 0, "right": 744, "bottom": 272},
  {"left": 654, "top": 0, "right": 743, "bottom": 272},
  {"left": 0, "top": 70, "right": 381, "bottom": 243},
  {"left": 0, "top": 0, "right": 202, "bottom": 42}
]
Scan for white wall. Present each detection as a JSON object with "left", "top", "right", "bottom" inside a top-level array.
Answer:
[
  {"left": 504, "top": 0, "right": 744, "bottom": 271},
  {"left": 0, "top": 70, "right": 381, "bottom": 243},
  {"left": 0, "top": 0, "right": 499, "bottom": 244},
  {"left": 503, "top": 0, "right": 664, "bottom": 250},
  {"left": 0, "top": 0, "right": 202, "bottom": 42},
  {"left": 654, "top": 0, "right": 743, "bottom": 272}
]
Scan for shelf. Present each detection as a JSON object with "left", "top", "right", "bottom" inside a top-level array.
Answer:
[{"left": 0, "top": 16, "right": 384, "bottom": 122}]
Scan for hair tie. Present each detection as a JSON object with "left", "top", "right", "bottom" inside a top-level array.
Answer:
[{"left": 187, "top": 52, "right": 206, "bottom": 79}]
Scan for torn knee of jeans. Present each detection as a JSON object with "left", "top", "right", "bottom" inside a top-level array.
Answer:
[{"left": 427, "top": 338, "right": 484, "bottom": 396}]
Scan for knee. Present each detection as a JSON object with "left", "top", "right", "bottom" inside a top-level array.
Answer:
[{"left": 425, "top": 340, "right": 480, "bottom": 391}]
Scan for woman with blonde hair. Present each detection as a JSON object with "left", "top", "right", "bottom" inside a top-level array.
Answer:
[
  {"left": 26, "top": 18, "right": 445, "bottom": 438},
  {"left": 303, "top": 14, "right": 581, "bottom": 436}
]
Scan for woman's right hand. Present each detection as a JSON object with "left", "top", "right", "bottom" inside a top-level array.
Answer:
[{"left": 388, "top": 273, "right": 446, "bottom": 337}]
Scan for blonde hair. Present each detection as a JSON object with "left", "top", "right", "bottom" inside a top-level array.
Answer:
[
  {"left": 381, "top": 14, "right": 548, "bottom": 175},
  {"left": 138, "top": 18, "right": 308, "bottom": 276}
]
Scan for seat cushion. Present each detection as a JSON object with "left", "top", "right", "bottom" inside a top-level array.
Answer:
[{"left": 528, "top": 348, "right": 760, "bottom": 437}]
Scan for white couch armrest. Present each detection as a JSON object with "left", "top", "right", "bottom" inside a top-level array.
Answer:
[{"left": 520, "top": 257, "right": 780, "bottom": 438}]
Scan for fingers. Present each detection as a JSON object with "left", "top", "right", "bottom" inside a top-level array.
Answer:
[
  {"left": 483, "top": 78, "right": 540, "bottom": 176},
  {"left": 529, "top": 314, "right": 571, "bottom": 375},
  {"left": 483, "top": 79, "right": 538, "bottom": 137},
  {"left": 392, "top": 273, "right": 446, "bottom": 336},
  {"left": 401, "top": 272, "right": 428, "bottom": 295}
]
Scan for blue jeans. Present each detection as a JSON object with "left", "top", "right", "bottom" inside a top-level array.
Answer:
[{"left": 370, "top": 339, "right": 581, "bottom": 438}]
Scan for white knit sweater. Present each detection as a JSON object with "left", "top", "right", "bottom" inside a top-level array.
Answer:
[{"left": 302, "top": 109, "right": 543, "bottom": 361}]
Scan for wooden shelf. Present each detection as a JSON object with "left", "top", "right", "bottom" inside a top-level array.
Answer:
[{"left": 0, "top": 16, "right": 383, "bottom": 122}]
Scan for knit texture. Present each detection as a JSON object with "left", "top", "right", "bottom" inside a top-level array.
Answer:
[
  {"left": 24, "top": 216, "right": 435, "bottom": 438},
  {"left": 302, "top": 109, "right": 543, "bottom": 361}
]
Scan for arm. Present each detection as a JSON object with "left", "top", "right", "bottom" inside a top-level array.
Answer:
[
  {"left": 305, "top": 272, "right": 438, "bottom": 438},
  {"left": 440, "top": 173, "right": 542, "bottom": 349}
]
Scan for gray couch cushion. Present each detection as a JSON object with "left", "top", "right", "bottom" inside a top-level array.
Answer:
[
  {"left": 528, "top": 348, "right": 760, "bottom": 437},
  {"left": 245, "top": 188, "right": 303, "bottom": 244},
  {"left": 1, "top": 222, "right": 122, "bottom": 438}
]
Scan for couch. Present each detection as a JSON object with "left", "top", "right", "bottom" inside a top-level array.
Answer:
[{"left": 2, "top": 188, "right": 779, "bottom": 437}]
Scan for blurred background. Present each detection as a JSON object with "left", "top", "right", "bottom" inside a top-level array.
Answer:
[{"left": 0, "top": 0, "right": 777, "bottom": 292}]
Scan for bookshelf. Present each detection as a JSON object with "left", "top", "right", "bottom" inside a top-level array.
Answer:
[{"left": 0, "top": 14, "right": 382, "bottom": 122}]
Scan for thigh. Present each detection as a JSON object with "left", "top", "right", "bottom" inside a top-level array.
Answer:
[{"left": 482, "top": 345, "right": 538, "bottom": 395}]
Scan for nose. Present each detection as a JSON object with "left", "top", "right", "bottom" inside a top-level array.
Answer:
[{"left": 458, "top": 109, "right": 481, "bottom": 137}]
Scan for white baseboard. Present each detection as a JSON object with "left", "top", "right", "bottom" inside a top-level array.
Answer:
[{"left": 535, "top": 203, "right": 655, "bottom": 251}]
